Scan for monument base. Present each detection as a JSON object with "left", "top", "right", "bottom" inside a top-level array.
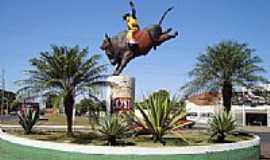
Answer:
[{"left": 106, "top": 76, "right": 135, "bottom": 113}]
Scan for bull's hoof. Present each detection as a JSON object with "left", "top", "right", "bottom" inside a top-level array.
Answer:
[
  {"left": 112, "top": 72, "right": 120, "bottom": 76},
  {"left": 166, "top": 28, "right": 172, "bottom": 33},
  {"left": 110, "top": 59, "right": 116, "bottom": 65},
  {"left": 112, "top": 69, "right": 120, "bottom": 76},
  {"left": 173, "top": 31, "right": 178, "bottom": 37}
]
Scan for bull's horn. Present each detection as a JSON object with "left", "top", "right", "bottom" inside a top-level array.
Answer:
[
  {"left": 105, "top": 33, "right": 113, "bottom": 46},
  {"left": 158, "top": 6, "right": 174, "bottom": 25},
  {"left": 105, "top": 33, "right": 110, "bottom": 40}
]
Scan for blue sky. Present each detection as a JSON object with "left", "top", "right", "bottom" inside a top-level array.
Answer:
[{"left": 1, "top": 0, "right": 270, "bottom": 99}]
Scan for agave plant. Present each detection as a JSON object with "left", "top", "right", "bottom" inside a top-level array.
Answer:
[
  {"left": 17, "top": 107, "right": 39, "bottom": 135},
  {"left": 98, "top": 113, "right": 130, "bottom": 146},
  {"left": 209, "top": 111, "right": 236, "bottom": 142},
  {"left": 134, "top": 94, "right": 186, "bottom": 145}
]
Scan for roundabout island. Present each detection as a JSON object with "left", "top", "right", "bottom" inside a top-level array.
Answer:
[{"left": 0, "top": 129, "right": 260, "bottom": 160}]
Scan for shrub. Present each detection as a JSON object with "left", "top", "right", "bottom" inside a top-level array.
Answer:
[
  {"left": 209, "top": 111, "right": 236, "bottom": 142},
  {"left": 10, "top": 100, "right": 21, "bottom": 112},
  {"left": 17, "top": 107, "right": 39, "bottom": 134},
  {"left": 98, "top": 113, "right": 130, "bottom": 146},
  {"left": 134, "top": 94, "right": 186, "bottom": 145}
]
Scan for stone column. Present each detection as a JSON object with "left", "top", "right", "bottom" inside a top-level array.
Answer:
[{"left": 106, "top": 76, "right": 135, "bottom": 113}]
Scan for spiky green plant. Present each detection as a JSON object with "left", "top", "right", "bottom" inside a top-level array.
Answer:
[
  {"left": 17, "top": 107, "right": 39, "bottom": 135},
  {"left": 209, "top": 111, "right": 236, "bottom": 142},
  {"left": 98, "top": 113, "right": 130, "bottom": 146},
  {"left": 134, "top": 94, "right": 186, "bottom": 145}
]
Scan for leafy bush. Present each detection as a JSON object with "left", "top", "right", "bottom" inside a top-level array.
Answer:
[
  {"left": 134, "top": 94, "right": 186, "bottom": 145},
  {"left": 17, "top": 107, "right": 39, "bottom": 134},
  {"left": 10, "top": 100, "right": 21, "bottom": 112},
  {"left": 76, "top": 98, "right": 104, "bottom": 129},
  {"left": 98, "top": 113, "right": 130, "bottom": 146},
  {"left": 76, "top": 98, "right": 96, "bottom": 115},
  {"left": 209, "top": 111, "right": 236, "bottom": 142}
]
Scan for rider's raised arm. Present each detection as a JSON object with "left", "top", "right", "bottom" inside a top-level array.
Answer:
[{"left": 129, "top": 1, "right": 137, "bottom": 18}]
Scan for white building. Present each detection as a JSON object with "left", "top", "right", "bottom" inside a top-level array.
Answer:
[
  {"left": 232, "top": 105, "right": 270, "bottom": 127},
  {"left": 186, "top": 101, "right": 221, "bottom": 125},
  {"left": 186, "top": 92, "right": 270, "bottom": 127}
]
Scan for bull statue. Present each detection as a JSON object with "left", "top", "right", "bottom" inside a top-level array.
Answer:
[{"left": 100, "top": 7, "right": 178, "bottom": 75}]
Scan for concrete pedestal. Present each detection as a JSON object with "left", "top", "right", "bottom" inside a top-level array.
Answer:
[{"left": 106, "top": 76, "right": 135, "bottom": 113}]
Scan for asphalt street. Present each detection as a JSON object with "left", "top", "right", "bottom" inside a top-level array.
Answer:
[{"left": 256, "top": 133, "right": 270, "bottom": 160}]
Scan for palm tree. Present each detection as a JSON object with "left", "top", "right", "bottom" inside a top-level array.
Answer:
[
  {"left": 183, "top": 41, "right": 267, "bottom": 112},
  {"left": 18, "top": 45, "right": 107, "bottom": 135}
]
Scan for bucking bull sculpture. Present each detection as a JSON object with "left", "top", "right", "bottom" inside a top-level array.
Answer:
[{"left": 100, "top": 6, "right": 178, "bottom": 75}]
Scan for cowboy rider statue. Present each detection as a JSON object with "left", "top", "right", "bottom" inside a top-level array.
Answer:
[{"left": 123, "top": 1, "right": 140, "bottom": 50}]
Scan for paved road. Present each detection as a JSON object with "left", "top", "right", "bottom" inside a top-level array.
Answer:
[
  {"left": 241, "top": 127, "right": 269, "bottom": 159},
  {"left": 0, "top": 115, "right": 17, "bottom": 122},
  {"left": 241, "top": 127, "right": 270, "bottom": 159},
  {"left": 256, "top": 133, "right": 270, "bottom": 160}
]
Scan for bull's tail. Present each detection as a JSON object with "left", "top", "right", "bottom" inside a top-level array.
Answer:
[{"left": 158, "top": 7, "right": 174, "bottom": 25}]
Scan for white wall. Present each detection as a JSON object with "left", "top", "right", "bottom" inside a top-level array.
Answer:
[
  {"left": 185, "top": 101, "right": 222, "bottom": 124},
  {"left": 186, "top": 100, "right": 270, "bottom": 127}
]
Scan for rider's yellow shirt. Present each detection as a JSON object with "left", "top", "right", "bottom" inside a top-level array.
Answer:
[
  {"left": 127, "top": 16, "right": 139, "bottom": 31},
  {"left": 126, "top": 16, "right": 139, "bottom": 42}
]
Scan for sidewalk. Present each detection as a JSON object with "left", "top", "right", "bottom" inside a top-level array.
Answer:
[{"left": 241, "top": 126, "right": 270, "bottom": 133}]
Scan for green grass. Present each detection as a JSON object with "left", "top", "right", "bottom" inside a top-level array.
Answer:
[
  {"left": 40, "top": 114, "right": 90, "bottom": 126},
  {"left": 0, "top": 138, "right": 260, "bottom": 160},
  {"left": 1, "top": 114, "right": 89, "bottom": 126},
  {"left": 6, "top": 129, "right": 252, "bottom": 147}
]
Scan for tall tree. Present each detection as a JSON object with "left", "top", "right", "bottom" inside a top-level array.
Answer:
[
  {"left": 18, "top": 45, "right": 107, "bottom": 135},
  {"left": 183, "top": 41, "right": 267, "bottom": 112}
]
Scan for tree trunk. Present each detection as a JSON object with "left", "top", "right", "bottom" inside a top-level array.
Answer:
[
  {"left": 108, "top": 135, "right": 116, "bottom": 146},
  {"left": 217, "top": 133, "right": 225, "bottom": 142},
  {"left": 222, "top": 81, "right": 232, "bottom": 113},
  {"left": 64, "top": 93, "right": 75, "bottom": 136}
]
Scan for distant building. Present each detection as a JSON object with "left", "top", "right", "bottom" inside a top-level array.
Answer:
[
  {"left": 186, "top": 89, "right": 270, "bottom": 127},
  {"left": 186, "top": 92, "right": 223, "bottom": 125},
  {"left": 187, "top": 92, "right": 221, "bottom": 106},
  {"left": 0, "top": 89, "right": 16, "bottom": 114}
]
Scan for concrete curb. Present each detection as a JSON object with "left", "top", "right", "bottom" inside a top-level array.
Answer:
[{"left": 0, "top": 129, "right": 260, "bottom": 155}]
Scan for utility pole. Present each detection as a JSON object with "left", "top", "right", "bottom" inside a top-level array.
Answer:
[{"left": 1, "top": 69, "right": 5, "bottom": 115}]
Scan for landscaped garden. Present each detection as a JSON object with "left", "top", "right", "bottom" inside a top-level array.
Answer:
[
  {"left": 0, "top": 39, "right": 265, "bottom": 160},
  {"left": 5, "top": 129, "right": 252, "bottom": 147}
]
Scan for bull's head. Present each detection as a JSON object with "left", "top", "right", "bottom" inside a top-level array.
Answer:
[
  {"left": 100, "top": 34, "right": 115, "bottom": 61},
  {"left": 148, "top": 24, "right": 163, "bottom": 40},
  {"left": 100, "top": 34, "right": 113, "bottom": 50}
]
